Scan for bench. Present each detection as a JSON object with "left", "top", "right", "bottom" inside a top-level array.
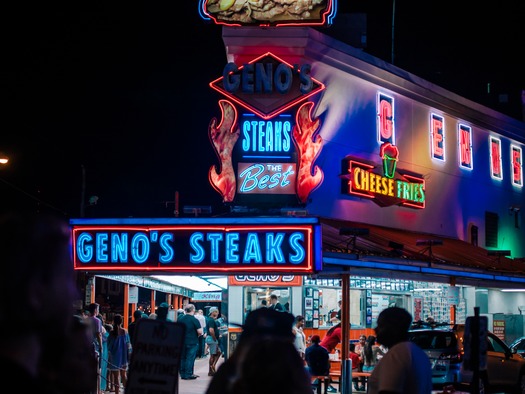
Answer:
[
  {"left": 328, "top": 371, "right": 371, "bottom": 391},
  {"left": 310, "top": 375, "right": 331, "bottom": 394}
]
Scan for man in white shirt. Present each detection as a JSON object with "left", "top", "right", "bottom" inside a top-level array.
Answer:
[{"left": 195, "top": 309, "right": 207, "bottom": 359}]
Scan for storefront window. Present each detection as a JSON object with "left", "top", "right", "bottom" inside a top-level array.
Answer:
[{"left": 243, "top": 286, "right": 291, "bottom": 319}]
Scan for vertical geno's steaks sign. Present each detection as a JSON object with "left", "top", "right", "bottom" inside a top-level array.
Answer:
[{"left": 208, "top": 52, "right": 325, "bottom": 208}]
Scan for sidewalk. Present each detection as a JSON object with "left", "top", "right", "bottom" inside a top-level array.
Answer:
[
  {"left": 178, "top": 356, "right": 365, "bottom": 394},
  {"left": 178, "top": 355, "right": 225, "bottom": 394}
]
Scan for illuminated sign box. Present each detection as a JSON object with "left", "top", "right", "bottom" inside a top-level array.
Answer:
[
  {"left": 199, "top": 0, "right": 336, "bottom": 27},
  {"left": 340, "top": 156, "right": 425, "bottom": 209},
  {"left": 210, "top": 52, "right": 325, "bottom": 120},
  {"left": 71, "top": 217, "right": 322, "bottom": 274},
  {"left": 229, "top": 275, "right": 302, "bottom": 286}
]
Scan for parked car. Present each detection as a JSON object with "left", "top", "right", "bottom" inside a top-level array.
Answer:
[
  {"left": 408, "top": 322, "right": 525, "bottom": 393},
  {"left": 510, "top": 337, "right": 525, "bottom": 359}
]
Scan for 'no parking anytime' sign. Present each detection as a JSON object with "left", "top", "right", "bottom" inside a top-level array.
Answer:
[{"left": 126, "top": 319, "right": 185, "bottom": 394}]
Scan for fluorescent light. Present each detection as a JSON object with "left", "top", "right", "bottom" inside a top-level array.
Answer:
[{"left": 500, "top": 289, "right": 525, "bottom": 292}]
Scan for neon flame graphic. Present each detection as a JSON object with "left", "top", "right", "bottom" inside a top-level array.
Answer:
[
  {"left": 293, "top": 102, "right": 324, "bottom": 203},
  {"left": 208, "top": 99, "right": 240, "bottom": 202}
]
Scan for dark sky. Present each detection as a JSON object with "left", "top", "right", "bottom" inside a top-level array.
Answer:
[{"left": 2, "top": 1, "right": 524, "bottom": 218}]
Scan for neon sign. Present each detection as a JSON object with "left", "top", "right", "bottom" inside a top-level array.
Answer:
[
  {"left": 341, "top": 146, "right": 425, "bottom": 209},
  {"left": 377, "top": 93, "right": 395, "bottom": 145},
  {"left": 430, "top": 113, "right": 445, "bottom": 161},
  {"left": 458, "top": 124, "right": 473, "bottom": 170},
  {"left": 229, "top": 275, "right": 302, "bottom": 286},
  {"left": 71, "top": 218, "right": 322, "bottom": 274},
  {"left": 490, "top": 137, "right": 503, "bottom": 180},
  {"left": 209, "top": 52, "right": 324, "bottom": 207},
  {"left": 237, "top": 162, "right": 296, "bottom": 194},
  {"left": 210, "top": 52, "right": 324, "bottom": 120},
  {"left": 511, "top": 144, "right": 523, "bottom": 187}
]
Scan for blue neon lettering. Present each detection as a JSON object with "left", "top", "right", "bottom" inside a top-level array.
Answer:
[
  {"left": 289, "top": 232, "right": 305, "bottom": 264},
  {"left": 131, "top": 233, "right": 149, "bottom": 264},
  {"left": 266, "top": 233, "right": 285, "bottom": 263},
  {"left": 225, "top": 233, "right": 240, "bottom": 263},
  {"left": 77, "top": 233, "right": 93, "bottom": 263},
  {"left": 207, "top": 233, "right": 224, "bottom": 263},
  {"left": 159, "top": 233, "right": 174, "bottom": 263},
  {"left": 111, "top": 233, "right": 128, "bottom": 262},
  {"left": 96, "top": 233, "right": 109, "bottom": 262},
  {"left": 243, "top": 233, "right": 262, "bottom": 263},
  {"left": 189, "top": 233, "right": 205, "bottom": 263}
]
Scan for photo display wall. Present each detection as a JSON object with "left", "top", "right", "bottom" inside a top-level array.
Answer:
[{"left": 304, "top": 287, "right": 320, "bottom": 328}]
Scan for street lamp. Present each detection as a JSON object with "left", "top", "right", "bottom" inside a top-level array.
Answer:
[{"left": 0, "top": 152, "right": 8, "bottom": 165}]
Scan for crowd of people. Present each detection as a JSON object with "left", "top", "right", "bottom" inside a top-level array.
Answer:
[{"left": 1, "top": 210, "right": 432, "bottom": 394}]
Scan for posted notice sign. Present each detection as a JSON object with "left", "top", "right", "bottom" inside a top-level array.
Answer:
[{"left": 126, "top": 319, "right": 185, "bottom": 394}]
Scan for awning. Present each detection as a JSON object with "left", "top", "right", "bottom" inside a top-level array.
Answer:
[{"left": 318, "top": 217, "right": 525, "bottom": 289}]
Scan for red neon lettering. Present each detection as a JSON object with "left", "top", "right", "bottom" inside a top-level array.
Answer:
[
  {"left": 491, "top": 140, "right": 501, "bottom": 177},
  {"left": 513, "top": 149, "right": 522, "bottom": 184},
  {"left": 380, "top": 99, "right": 393, "bottom": 140},
  {"left": 460, "top": 129, "right": 471, "bottom": 166},
  {"left": 432, "top": 119, "right": 443, "bottom": 157}
]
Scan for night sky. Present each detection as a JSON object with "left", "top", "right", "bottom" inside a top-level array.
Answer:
[{"left": 2, "top": 1, "right": 524, "bottom": 218}]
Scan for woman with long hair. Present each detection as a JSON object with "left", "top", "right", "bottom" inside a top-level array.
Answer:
[
  {"left": 107, "top": 314, "right": 131, "bottom": 394},
  {"left": 319, "top": 322, "right": 342, "bottom": 353},
  {"left": 362, "top": 335, "right": 380, "bottom": 373}
]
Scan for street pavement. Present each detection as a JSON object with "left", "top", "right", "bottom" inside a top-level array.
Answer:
[
  {"left": 177, "top": 355, "right": 224, "bottom": 394},
  {"left": 124, "top": 356, "right": 474, "bottom": 394}
]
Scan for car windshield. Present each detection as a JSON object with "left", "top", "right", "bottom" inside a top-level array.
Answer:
[{"left": 409, "top": 331, "right": 457, "bottom": 350}]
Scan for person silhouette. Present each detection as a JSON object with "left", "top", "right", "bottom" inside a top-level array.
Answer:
[
  {"left": 367, "top": 307, "right": 432, "bottom": 394},
  {"left": 0, "top": 211, "right": 78, "bottom": 392},
  {"left": 206, "top": 308, "right": 312, "bottom": 394}
]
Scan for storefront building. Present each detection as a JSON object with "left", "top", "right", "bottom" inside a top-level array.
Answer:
[{"left": 73, "top": 2, "right": 525, "bottom": 386}]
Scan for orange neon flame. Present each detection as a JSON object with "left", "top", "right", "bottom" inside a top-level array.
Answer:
[
  {"left": 293, "top": 102, "right": 324, "bottom": 203},
  {"left": 208, "top": 99, "right": 240, "bottom": 202}
]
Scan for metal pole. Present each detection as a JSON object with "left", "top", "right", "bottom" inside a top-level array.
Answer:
[
  {"left": 80, "top": 164, "right": 86, "bottom": 217},
  {"left": 391, "top": 0, "right": 396, "bottom": 64},
  {"left": 471, "top": 307, "right": 480, "bottom": 394},
  {"left": 341, "top": 275, "right": 351, "bottom": 394}
]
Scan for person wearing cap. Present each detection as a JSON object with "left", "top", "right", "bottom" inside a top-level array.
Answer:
[{"left": 205, "top": 307, "right": 221, "bottom": 376}]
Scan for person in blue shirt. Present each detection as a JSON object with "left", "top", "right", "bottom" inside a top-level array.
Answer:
[{"left": 305, "top": 334, "right": 333, "bottom": 392}]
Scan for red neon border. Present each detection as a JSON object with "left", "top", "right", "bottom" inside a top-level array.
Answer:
[
  {"left": 346, "top": 159, "right": 425, "bottom": 209},
  {"left": 72, "top": 225, "right": 315, "bottom": 273},
  {"left": 209, "top": 52, "right": 325, "bottom": 120}
]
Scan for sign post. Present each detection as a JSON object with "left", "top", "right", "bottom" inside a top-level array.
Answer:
[{"left": 126, "top": 319, "right": 185, "bottom": 394}]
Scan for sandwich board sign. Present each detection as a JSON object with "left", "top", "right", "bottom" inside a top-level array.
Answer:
[{"left": 126, "top": 319, "right": 185, "bottom": 394}]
